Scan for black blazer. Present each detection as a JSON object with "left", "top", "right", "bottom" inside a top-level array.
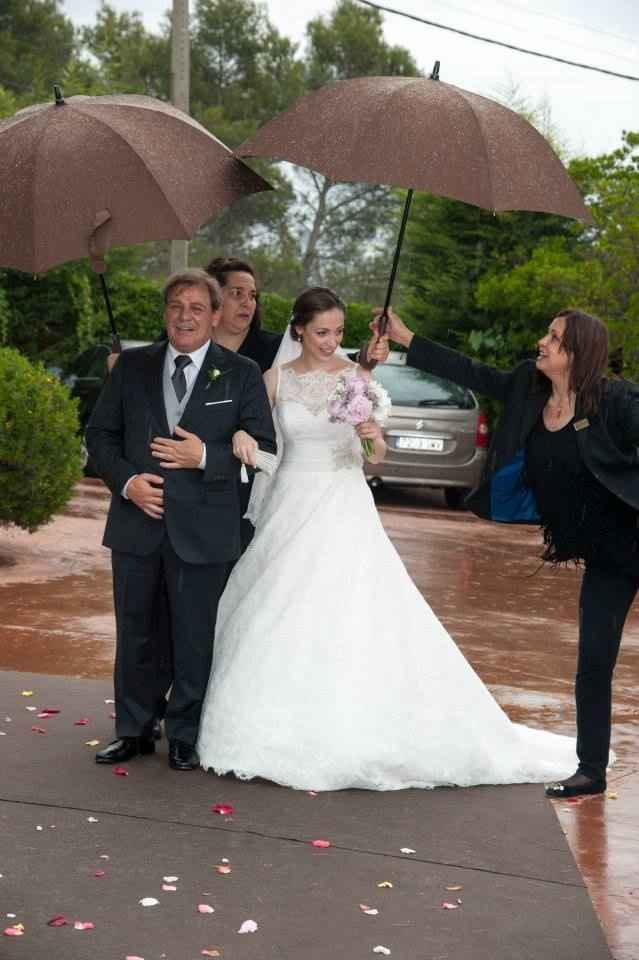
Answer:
[
  {"left": 86, "top": 340, "right": 277, "bottom": 563},
  {"left": 407, "top": 334, "right": 639, "bottom": 523},
  {"left": 238, "top": 326, "right": 282, "bottom": 373}
]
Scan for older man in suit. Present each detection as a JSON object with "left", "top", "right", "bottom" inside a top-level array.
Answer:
[{"left": 87, "top": 269, "right": 276, "bottom": 771}]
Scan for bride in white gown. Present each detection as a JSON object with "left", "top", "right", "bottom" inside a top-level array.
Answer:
[{"left": 197, "top": 287, "right": 578, "bottom": 791}]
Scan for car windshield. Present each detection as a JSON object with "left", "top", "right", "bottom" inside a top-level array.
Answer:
[{"left": 372, "top": 364, "right": 475, "bottom": 410}]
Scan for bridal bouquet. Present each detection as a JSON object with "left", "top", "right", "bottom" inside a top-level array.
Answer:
[{"left": 328, "top": 373, "right": 391, "bottom": 458}]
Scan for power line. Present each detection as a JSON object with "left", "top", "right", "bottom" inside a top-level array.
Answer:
[
  {"left": 428, "top": 0, "right": 639, "bottom": 67},
  {"left": 355, "top": 0, "right": 639, "bottom": 82}
]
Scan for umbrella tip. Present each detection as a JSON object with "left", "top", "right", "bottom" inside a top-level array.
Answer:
[
  {"left": 430, "top": 61, "right": 441, "bottom": 81},
  {"left": 53, "top": 84, "right": 65, "bottom": 105}
]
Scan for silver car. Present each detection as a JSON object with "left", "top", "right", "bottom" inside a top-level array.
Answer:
[{"left": 363, "top": 352, "right": 489, "bottom": 509}]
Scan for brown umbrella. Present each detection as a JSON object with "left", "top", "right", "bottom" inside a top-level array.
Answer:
[
  {"left": 0, "top": 87, "right": 271, "bottom": 342},
  {"left": 238, "top": 66, "right": 592, "bottom": 342}
]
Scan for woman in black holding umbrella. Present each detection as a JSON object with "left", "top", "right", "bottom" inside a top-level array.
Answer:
[{"left": 378, "top": 306, "right": 639, "bottom": 798}]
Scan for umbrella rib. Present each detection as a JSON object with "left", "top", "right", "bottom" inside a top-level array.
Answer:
[
  {"left": 72, "top": 104, "right": 194, "bottom": 237},
  {"left": 453, "top": 88, "right": 495, "bottom": 209}
]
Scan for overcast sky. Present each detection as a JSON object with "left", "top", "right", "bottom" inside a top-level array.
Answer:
[{"left": 61, "top": 0, "right": 638, "bottom": 157}]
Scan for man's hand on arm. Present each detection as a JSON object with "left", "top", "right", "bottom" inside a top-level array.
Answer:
[
  {"left": 126, "top": 474, "right": 165, "bottom": 519},
  {"left": 150, "top": 426, "right": 205, "bottom": 469}
]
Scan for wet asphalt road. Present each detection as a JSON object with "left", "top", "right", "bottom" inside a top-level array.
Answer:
[{"left": 1, "top": 479, "right": 637, "bottom": 958}]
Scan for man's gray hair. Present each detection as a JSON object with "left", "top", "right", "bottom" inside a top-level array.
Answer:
[{"left": 163, "top": 268, "right": 222, "bottom": 311}]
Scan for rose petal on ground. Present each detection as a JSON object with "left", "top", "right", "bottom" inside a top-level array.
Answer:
[
  {"left": 372, "top": 947, "right": 391, "bottom": 955},
  {"left": 99, "top": 855, "right": 110, "bottom": 860},
  {"left": 87, "top": 816, "right": 99, "bottom": 823},
  {"left": 104, "top": 699, "right": 115, "bottom": 704},
  {"left": 162, "top": 885, "right": 177, "bottom": 892},
  {"left": 31, "top": 726, "right": 47, "bottom": 734},
  {"left": 215, "top": 865, "right": 231, "bottom": 875},
  {"left": 197, "top": 904, "right": 215, "bottom": 914},
  {"left": 73, "top": 921, "right": 95, "bottom": 930},
  {"left": 74, "top": 718, "right": 90, "bottom": 726},
  {"left": 126, "top": 955, "right": 145, "bottom": 959},
  {"left": 237, "top": 919, "right": 258, "bottom": 934},
  {"left": 201, "top": 951, "right": 222, "bottom": 957},
  {"left": 445, "top": 885, "right": 463, "bottom": 891},
  {"left": 94, "top": 870, "right": 106, "bottom": 878},
  {"left": 0, "top": 732, "right": 6, "bottom": 736},
  {"left": 47, "top": 915, "right": 67, "bottom": 927},
  {"left": 36, "top": 826, "right": 43, "bottom": 831},
  {"left": 311, "top": 839, "right": 331, "bottom": 848},
  {"left": 400, "top": 847, "right": 416, "bottom": 854},
  {"left": 85, "top": 740, "right": 100, "bottom": 747},
  {"left": 3, "top": 925, "right": 24, "bottom": 937},
  {"left": 40, "top": 708, "right": 60, "bottom": 714},
  {"left": 359, "top": 904, "right": 379, "bottom": 915},
  {"left": 21, "top": 691, "right": 34, "bottom": 697},
  {"left": 37, "top": 711, "right": 59, "bottom": 719},
  {"left": 4, "top": 716, "right": 12, "bottom": 722},
  {"left": 113, "top": 767, "right": 129, "bottom": 777},
  {"left": 139, "top": 898, "right": 159, "bottom": 907},
  {"left": 211, "top": 804, "right": 234, "bottom": 816},
  {"left": 377, "top": 882, "right": 393, "bottom": 888},
  {"left": 441, "top": 901, "right": 459, "bottom": 910},
  {"left": 163, "top": 876, "right": 179, "bottom": 883},
  {"left": 25, "top": 707, "right": 37, "bottom": 713},
  {"left": 307, "top": 791, "right": 318, "bottom": 797}
]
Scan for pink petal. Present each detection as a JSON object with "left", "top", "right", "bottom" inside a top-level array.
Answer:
[
  {"left": 441, "top": 901, "right": 459, "bottom": 910},
  {"left": 94, "top": 870, "right": 106, "bottom": 878},
  {"left": 113, "top": 766, "right": 129, "bottom": 776},
  {"left": 201, "top": 951, "right": 222, "bottom": 958},
  {"left": 211, "top": 803, "right": 234, "bottom": 816},
  {"left": 215, "top": 865, "right": 232, "bottom": 875},
  {"left": 74, "top": 718, "right": 90, "bottom": 726},
  {"left": 37, "top": 711, "right": 59, "bottom": 719},
  {"left": 47, "top": 915, "right": 68, "bottom": 927},
  {"left": 73, "top": 920, "right": 95, "bottom": 930},
  {"left": 3, "top": 926, "right": 24, "bottom": 937},
  {"left": 31, "top": 726, "right": 47, "bottom": 734},
  {"left": 197, "top": 904, "right": 215, "bottom": 914},
  {"left": 109, "top": 712, "right": 117, "bottom": 720},
  {"left": 311, "top": 839, "right": 331, "bottom": 848},
  {"left": 126, "top": 956, "right": 145, "bottom": 960},
  {"left": 162, "top": 884, "right": 177, "bottom": 892}
]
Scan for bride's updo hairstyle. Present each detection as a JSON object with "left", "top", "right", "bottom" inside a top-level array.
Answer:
[{"left": 290, "top": 287, "right": 346, "bottom": 342}]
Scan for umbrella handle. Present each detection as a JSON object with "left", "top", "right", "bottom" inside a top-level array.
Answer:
[
  {"left": 99, "top": 274, "right": 119, "bottom": 342},
  {"left": 359, "top": 188, "right": 414, "bottom": 369}
]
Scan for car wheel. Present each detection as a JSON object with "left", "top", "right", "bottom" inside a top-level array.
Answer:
[
  {"left": 444, "top": 487, "right": 470, "bottom": 510},
  {"left": 80, "top": 436, "right": 89, "bottom": 471}
]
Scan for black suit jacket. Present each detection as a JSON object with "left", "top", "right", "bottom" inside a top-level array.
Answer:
[
  {"left": 86, "top": 340, "right": 276, "bottom": 563},
  {"left": 238, "top": 326, "right": 282, "bottom": 373},
  {"left": 407, "top": 334, "right": 639, "bottom": 522}
]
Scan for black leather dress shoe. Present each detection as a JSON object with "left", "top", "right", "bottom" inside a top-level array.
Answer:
[
  {"left": 95, "top": 736, "right": 155, "bottom": 764},
  {"left": 152, "top": 717, "right": 163, "bottom": 741},
  {"left": 545, "top": 771, "right": 606, "bottom": 799},
  {"left": 168, "top": 740, "right": 199, "bottom": 771}
]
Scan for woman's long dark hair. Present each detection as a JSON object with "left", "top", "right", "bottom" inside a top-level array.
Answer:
[
  {"left": 205, "top": 256, "right": 262, "bottom": 332},
  {"left": 538, "top": 308, "right": 609, "bottom": 416}
]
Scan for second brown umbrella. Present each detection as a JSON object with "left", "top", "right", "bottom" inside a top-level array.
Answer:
[{"left": 239, "top": 67, "right": 592, "bottom": 335}]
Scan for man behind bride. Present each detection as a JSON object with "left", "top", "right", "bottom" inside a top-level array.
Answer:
[{"left": 86, "top": 269, "right": 276, "bottom": 772}]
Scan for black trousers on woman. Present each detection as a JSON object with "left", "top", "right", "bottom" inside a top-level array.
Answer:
[{"left": 577, "top": 564, "right": 639, "bottom": 777}]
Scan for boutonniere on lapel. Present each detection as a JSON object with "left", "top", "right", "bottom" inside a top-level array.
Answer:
[{"left": 205, "top": 367, "right": 229, "bottom": 390}]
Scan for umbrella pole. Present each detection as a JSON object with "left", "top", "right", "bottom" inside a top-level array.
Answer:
[
  {"left": 99, "top": 274, "right": 121, "bottom": 353},
  {"left": 359, "top": 188, "right": 413, "bottom": 368}
]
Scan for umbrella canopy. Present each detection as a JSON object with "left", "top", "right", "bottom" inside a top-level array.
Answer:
[
  {"left": 238, "top": 74, "right": 591, "bottom": 222},
  {"left": 0, "top": 91, "right": 271, "bottom": 275}
]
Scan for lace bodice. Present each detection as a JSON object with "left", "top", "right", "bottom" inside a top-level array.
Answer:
[{"left": 276, "top": 366, "right": 362, "bottom": 472}]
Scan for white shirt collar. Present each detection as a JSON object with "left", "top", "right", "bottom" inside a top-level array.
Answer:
[{"left": 166, "top": 339, "right": 211, "bottom": 371}]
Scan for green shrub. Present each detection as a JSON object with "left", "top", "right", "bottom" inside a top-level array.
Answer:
[{"left": 0, "top": 347, "right": 82, "bottom": 531}]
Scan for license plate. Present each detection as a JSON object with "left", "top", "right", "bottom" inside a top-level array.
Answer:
[{"left": 396, "top": 436, "right": 444, "bottom": 451}]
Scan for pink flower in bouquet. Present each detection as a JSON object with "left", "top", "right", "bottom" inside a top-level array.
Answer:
[{"left": 345, "top": 394, "right": 373, "bottom": 424}]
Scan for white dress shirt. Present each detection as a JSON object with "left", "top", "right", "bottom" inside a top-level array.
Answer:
[{"left": 123, "top": 339, "right": 211, "bottom": 498}]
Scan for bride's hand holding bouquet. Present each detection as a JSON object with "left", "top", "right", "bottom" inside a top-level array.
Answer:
[{"left": 355, "top": 419, "right": 385, "bottom": 463}]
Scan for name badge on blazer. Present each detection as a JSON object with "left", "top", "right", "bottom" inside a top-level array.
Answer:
[{"left": 573, "top": 418, "right": 590, "bottom": 431}]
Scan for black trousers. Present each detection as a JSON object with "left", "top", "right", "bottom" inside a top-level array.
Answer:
[
  {"left": 112, "top": 538, "right": 230, "bottom": 746},
  {"left": 576, "top": 564, "right": 639, "bottom": 777}
]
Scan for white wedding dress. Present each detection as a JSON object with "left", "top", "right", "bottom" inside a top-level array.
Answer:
[{"left": 197, "top": 364, "right": 578, "bottom": 791}]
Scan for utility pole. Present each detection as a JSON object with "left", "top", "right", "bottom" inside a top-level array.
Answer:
[{"left": 170, "top": 0, "right": 190, "bottom": 273}]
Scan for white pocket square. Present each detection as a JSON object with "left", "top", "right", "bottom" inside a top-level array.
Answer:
[{"left": 205, "top": 399, "right": 233, "bottom": 406}]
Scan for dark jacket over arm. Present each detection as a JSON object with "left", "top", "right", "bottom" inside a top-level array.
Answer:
[{"left": 405, "top": 333, "right": 639, "bottom": 523}]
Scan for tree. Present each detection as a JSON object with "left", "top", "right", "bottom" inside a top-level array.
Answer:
[{"left": 0, "top": 0, "right": 74, "bottom": 100}]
